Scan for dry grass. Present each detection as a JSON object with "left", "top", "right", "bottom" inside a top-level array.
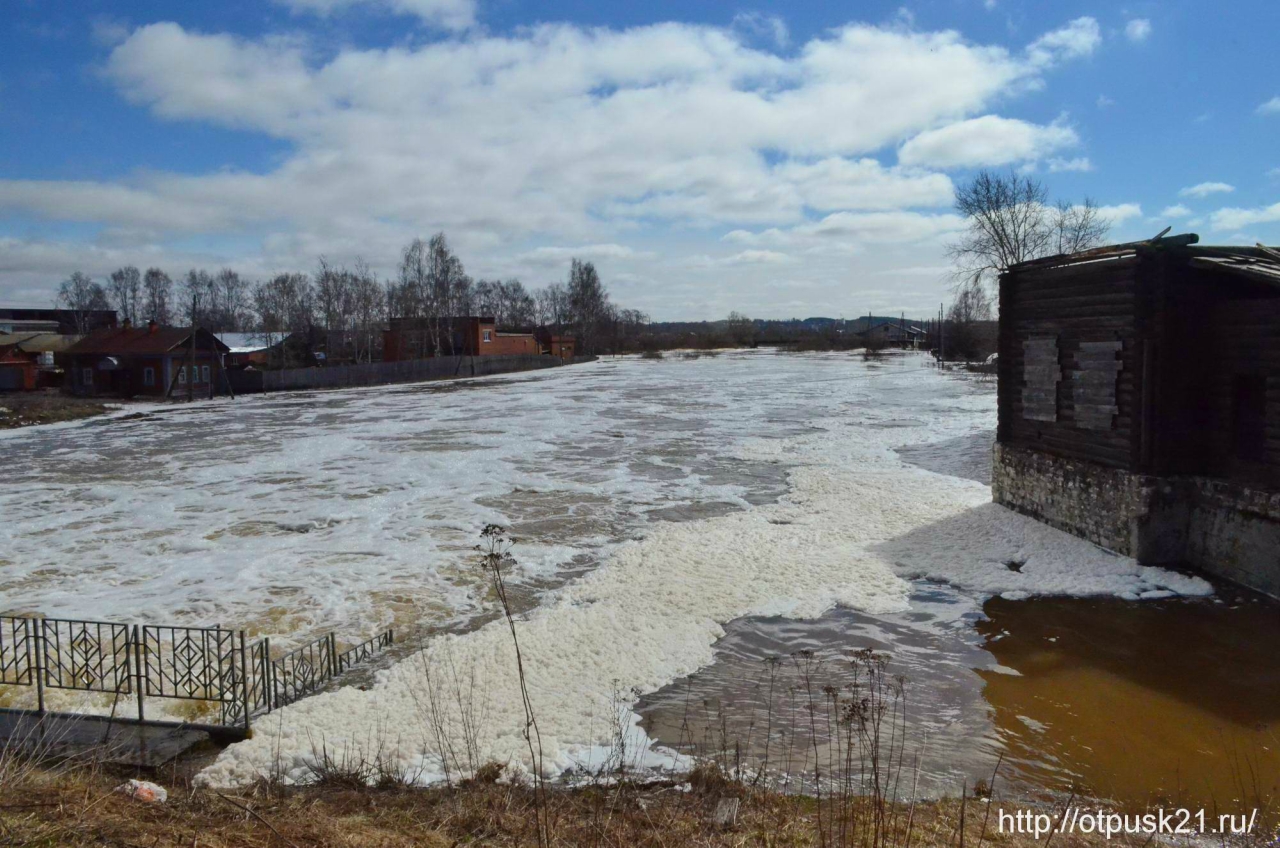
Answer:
[
  {"left": 0, "top": 391, "right": 109, "bottom": 429},
  {"left": 0, "top": 761, "right": 1172, "bottom": 848}
]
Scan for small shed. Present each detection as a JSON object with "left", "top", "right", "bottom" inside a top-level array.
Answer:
[
  {"left": 994, "top": 234, "right": 1280, "bottom": 596},
  {"left": 0, "top": 343, "right": 38, "bottom": 391}
]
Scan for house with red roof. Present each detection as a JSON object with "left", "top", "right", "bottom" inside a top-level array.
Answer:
[{"left": 64, "top": 321, "right": 231, "bottom": 397}]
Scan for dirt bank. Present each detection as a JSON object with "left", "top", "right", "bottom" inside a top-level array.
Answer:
[{"left": 0, "top": 391, "right": 110, "bottom": 430}]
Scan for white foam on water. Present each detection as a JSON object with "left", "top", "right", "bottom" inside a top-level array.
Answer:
[{"left": 194, "top": 353, "right": 1210, "bottom": 787}]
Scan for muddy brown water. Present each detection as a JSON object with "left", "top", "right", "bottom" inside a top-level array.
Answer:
[{"left": 636, "top": 581, "right": 1280, "bottom": 822}]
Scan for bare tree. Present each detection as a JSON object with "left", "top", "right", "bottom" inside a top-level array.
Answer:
[
  {"left": 567, "top": 259, "right": 610, "bottom": 355},
  {"left": 350, "top": 259, "right": 386, "bottom": 363},
  {"left": 210, "top": 269, "right": 252, "bottom": 331},
  {"left": 534, "top": 283, "right": 569, "bottom": 332},
  {"left": 107, "top": 266, "right": 142, "bottom": 325},
  {"left": 56, "top": 272, "right": 111, "bottom": 334},
  {"left": 949, "top": 169, "right": 1054, "bottom": 285},
  {"left": 726, "top": 311, "right": 755, "bottom": 346},
  {"left": 944, "top": 277, "right": 996, "bottom": 361},
  {"left": 142, "top": 268, "right": 173, "bottom": 324},
  {"left": 949, "top": 169, "right": 1112, "bottom": 284},
  {"left": 180, "top": 270, "right": 214, "bottom": 327},
  {"left": 1052, "top": 198, "right": 1110, "bottom": 256},
  {"left": 253, "top": 273, "right": 314, "bottom": 367}
]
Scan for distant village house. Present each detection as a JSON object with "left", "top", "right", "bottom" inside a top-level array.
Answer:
[{"left": 65, "top": 321, "right": 230, "bottom": 397}]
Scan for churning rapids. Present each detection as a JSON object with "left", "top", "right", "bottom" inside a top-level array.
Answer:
[{"left": 4, "top": 351, "right": 1246, "bottom": 800}]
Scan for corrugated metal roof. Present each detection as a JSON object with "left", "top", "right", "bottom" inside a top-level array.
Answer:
[
  {"left": 215, "top": 332, "right": 276, "bottom": 353},
  {"left": 0, "top": 333, "right": 80, "bottom": 353}
]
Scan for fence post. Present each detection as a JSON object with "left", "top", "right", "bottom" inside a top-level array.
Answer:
[
  {"left": 33, "top": 618, "right": 45, "bottom": 715},
  {"left": 133, "top": 625, "right": 145, "bottom": 722},
  {"left": 239, "top": 630, "right": 251, "bottom": 733},
  {"left": 328, "top": 633, "right": 338, "bottom": 677},
  {"left": 261, "top": 637, "right": 271, "bottom": 714}
]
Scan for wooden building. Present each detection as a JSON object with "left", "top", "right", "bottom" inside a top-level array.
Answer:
[
  {"left": 0, "top": 343, "right": 38, "bottom": 391},
  {"left": 994, "top": 234, "right": 1280, "bottom": 596},
  {"left": 65, "top": 322, "right": 231, "bottom": 397}
]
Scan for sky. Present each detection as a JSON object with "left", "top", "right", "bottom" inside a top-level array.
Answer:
[{"left": 1, "top": 0, "right": 1278, "bottom": 321}]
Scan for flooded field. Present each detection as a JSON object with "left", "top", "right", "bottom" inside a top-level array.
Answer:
[{"left": 2, "top": 351, "right": 1275, "bottom": 815}]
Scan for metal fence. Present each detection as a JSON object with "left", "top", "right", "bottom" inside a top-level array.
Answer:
[{"left": 0, "top": 615, "right": 393, "bottom": 733}]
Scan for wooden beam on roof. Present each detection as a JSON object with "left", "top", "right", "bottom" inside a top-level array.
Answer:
[{"left": 1256, "top": 242, "right": 1280, "bottom": 263}]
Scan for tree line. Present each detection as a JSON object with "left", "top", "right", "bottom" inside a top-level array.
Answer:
[{"left": 54, "top": 233, "right": 644, "bottom": 361}]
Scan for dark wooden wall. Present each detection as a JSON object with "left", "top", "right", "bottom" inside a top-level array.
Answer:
[
  {"left": 997, "top": 255, "right": 1142, "bottom": 469},
  {"left": 1000, "top": 250, "right": 1280, "bottom": 488},
  {"left": 1206, "top": 298, "right": 1280, "bottom": 487}
]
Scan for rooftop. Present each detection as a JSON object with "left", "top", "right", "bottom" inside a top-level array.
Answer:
[
  {"left": 1007, "top": 233, "right": 1280, "bottom": 289},
  {"left": 67, "top": 326, "right": 229, "bottom": 356}
]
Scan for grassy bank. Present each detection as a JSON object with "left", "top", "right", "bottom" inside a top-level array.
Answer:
[
  {"left": 0, "top": 760, "right": 1165, "bottom": 848},
  {"left": 0, "top": 391, "right": 109, "bottom": 430}
]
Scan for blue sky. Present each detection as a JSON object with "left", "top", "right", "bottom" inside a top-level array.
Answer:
[{"left": 2, "top": 0, "right": 1278, "bottom": 319}]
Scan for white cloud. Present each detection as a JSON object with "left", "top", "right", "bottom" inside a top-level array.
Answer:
[
  {"left": 983, "top": 0, "right": 997, "bottom": 10},
  {"left": 1268, "top": 167, "right": 1280, "bottom": 180},
  {"left": 1124, "top": 19, "right": 1151, "bottom": 43},
  {"left": 1209, "top": 202, "right": 1280, "bottom": 231},
  {"left": 732, "top": 12, "right": 789, "bottom": 47},
  {"left": 898, "top": 115, "right": 1078, "bottom": 169},
  {"left": 1047, "top": 156, "right": 1092, "bottom": 172},
  {"left": 1025, "top": 17, "right": 1101, "bottom": 67},
  {"left": 1096, "top": 94, "right": 1114, "bottom": 108},
  {"left": 1256, "top": 96, "right": 1280, "bottom": 116},
  {"left": 0, "top": 16, "right": 1102, "bottom": 316},
  {"left": 1097, "top": 203, "right": 1143, "bottom": 225},
  {"left": 275, "top": 0, "right": 476, "bottom": 30},
  {"left": 686, "top": 249, "right": 793, "bottom": 268},
  {"left": 1159, "top": 204, "right": 1192, "bottom": 219},
  {"left": 727, "top": 210, "right": 967, "bottom": 249},
  {"left": 1179, "top": 182, "right": 1235, "bottom": 198},
  {"left": 517, "top": 244, "right": 646, "bottom": 266}
]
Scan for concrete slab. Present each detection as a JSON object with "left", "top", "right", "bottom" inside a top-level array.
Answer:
[{"left": 0, "top": 711, "right": 213, "bottom": 768}]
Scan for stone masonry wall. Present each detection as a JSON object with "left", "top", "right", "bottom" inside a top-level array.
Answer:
[
  {"left": 993, "top": 443, "right": 1280, "bottom": 598},
  {"left": 992, "top": 443, "right": 1156, "bottom": 556}
]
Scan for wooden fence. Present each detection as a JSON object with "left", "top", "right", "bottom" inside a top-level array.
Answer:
[{"left": 227, "top": 354, "right": 564, "bottom": 394}]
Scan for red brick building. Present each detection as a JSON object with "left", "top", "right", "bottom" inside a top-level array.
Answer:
[
  {"left": 536, "top": 331, "right": 576, "bottom": 361},
  {"left": 383, "top": 316, "right": 540, "bottom": 361},
  {"left": 65, "top": 322, "right": 230, "bottom": 397}
]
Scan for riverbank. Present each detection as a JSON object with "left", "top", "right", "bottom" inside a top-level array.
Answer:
[
  {"left": 2, "top": 760, "right": 1169, "bottom": 848},
  {"left": 0, "top": 391, "right": 110, "bottom": 429}
]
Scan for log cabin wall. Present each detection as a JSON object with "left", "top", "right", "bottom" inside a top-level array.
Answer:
[
  {"left": 1205, "top": 297, "right": 1280, "bottom": 488},
  {"left": 997, "top": 254, "right": 1143, "bottom": 470}
]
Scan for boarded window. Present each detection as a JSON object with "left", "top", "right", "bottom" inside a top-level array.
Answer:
[
  {"left": 1021, "top": 337, "right": 1060, "bottom": 422},
  {"left": 202, "top": 365, "right": 210, "bottom": 383},
  {"left": 1232, "top": 374, "right": 1267, "bottom": 463},
  {"left": 143, "top": 367, "right": 155, "bottom": 387},
  {"left": 1070, "top": 341, "right": 1123, "bottom": 430}
]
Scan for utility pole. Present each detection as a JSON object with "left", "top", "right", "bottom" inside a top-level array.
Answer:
[{"left": 188, "top": 293, "right": 197, "bottom": 403}]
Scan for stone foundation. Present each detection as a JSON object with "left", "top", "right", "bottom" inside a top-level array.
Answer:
[{"left": 993, "top": 443, "right": 1280, "bottom": 597}]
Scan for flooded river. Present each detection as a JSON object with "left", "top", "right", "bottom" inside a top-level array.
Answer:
[{"left": 2, "top": 351, "right": 1276, "bottom": 814}]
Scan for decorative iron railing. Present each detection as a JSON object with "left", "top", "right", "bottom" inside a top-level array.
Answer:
[{"left": 0, "top": 615, "right": 393, "bottom": 733}]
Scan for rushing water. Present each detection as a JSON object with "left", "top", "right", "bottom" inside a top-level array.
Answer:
[{"left": 3, "top": 351, "right": 1275, "bottom": 814}]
